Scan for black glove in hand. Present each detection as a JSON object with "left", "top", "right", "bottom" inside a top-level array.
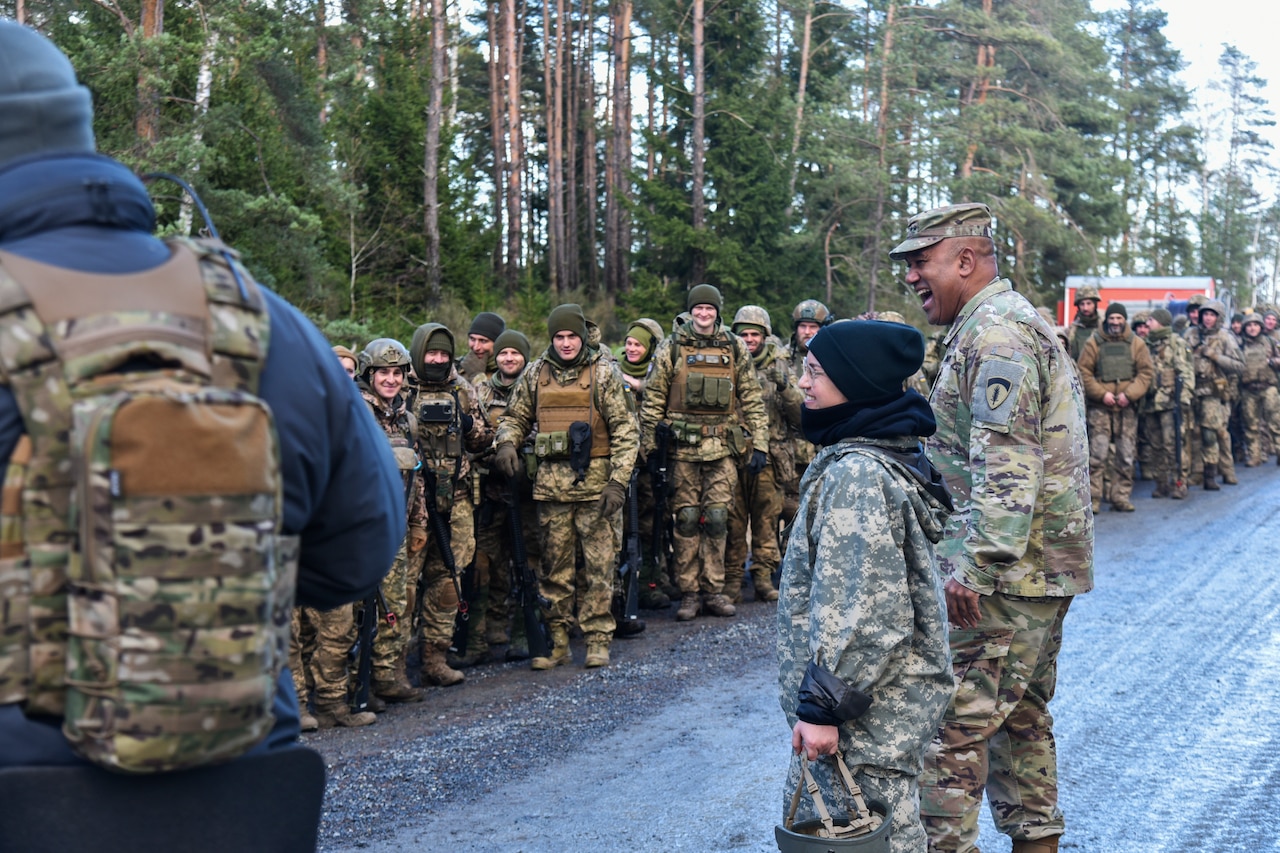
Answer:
[
  {"left": 596, "top": 480, "right": 627, "bottom": 519},
  {"left": 795, "top": 659, "right": 872, "bottom": 727},
  {"left": 494, "top": 443, "right": 520, "bottom": 478},
  {"left": 747, "top": 449, "right": 768, "bottom": 476},
  {"left": 460, "top": 413, "right": 474, "bottom": 433}
]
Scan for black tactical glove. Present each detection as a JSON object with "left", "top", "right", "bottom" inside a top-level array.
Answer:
[
  {"left": 747, "top": 449, "right": 768, "bottom": 476},
  {"left": 460, "top": 412, "right": 474, "bottom": 433},
  {"left": 795, "top": 659, "right": 872, "bottom": 727},
  {"left": 494, "top": 443, "right": 520, "bottom": 479},
  {"left": 596, "top": 480, "right": 626, "bottom": 519}
]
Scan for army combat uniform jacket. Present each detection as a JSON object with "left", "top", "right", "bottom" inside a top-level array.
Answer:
[{"left": 927, "top": 279, "right": 1094, "bottom": 599}]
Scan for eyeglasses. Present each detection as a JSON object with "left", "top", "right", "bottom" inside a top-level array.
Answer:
[{"left": 802, "top": 363, "right": 828, "bottom": 381}]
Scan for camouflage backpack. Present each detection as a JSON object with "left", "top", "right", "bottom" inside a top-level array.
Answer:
[{"left": 0, "top": 238, "right": 298, "bottom": 774}]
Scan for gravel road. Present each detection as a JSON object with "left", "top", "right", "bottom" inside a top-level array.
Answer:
[{"left": 308, "top": 463, "right": 1280, "bottom": 852}]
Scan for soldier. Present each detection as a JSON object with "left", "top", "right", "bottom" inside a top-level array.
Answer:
[
  {"left": 493, "top": 304, "right": 640, "bottom": 669},
  {"left": 1131, "top": 311, "right": 1150, "bottom": 339},
  {"left": 358, "top": 339, "right": 429, "bottom": 706},
  {"left": 893, "top": 202, "right": 1093, "bottom": 853},
  {"left": 458, "top": 311, "right": 506, "bottom": 383},
  {"left": 473, "top": 329, "right": 543, "bottom": 659},
  {"left": 778, "top": 320, "right": 954, "bottom": 853},
  {"left": 1264, "top": 309, "right": 1280, "bottom": 341},
  {"left": 1237, "top": 314, "right": 1280, "bottom": 466},
  {"left": 1066, "top": 283, "right": 1101, "bottom": 361},
  {"left": 1184, "top": 294, "right": 1205, "bottom": 335},
  {"left": 1231, "top": 312, "right": 1245, "bottom": 340},
  {"left": 1078, "top": 303, "right": 1154, "bottom": 512},
  {"left": 1141, "top": 309, "right": 1194, "bottom": 499},
  {"left": 1186, "top": 300, "right": 1245, "bottom": 490},
  {"left": 724, "top": 306, "right": 803, "bottom": 604},
  {"left": 786, "top": 300, "right": 832, "bottom": 522},
  {"left": 333, "top": 344, "right": 359, "bottom": 379},
  {"left": 406, "top": 323, "right": 494, "bottom": 682},
  {"left": 639, "top": 285, "right": 769, "bottom": 621}
]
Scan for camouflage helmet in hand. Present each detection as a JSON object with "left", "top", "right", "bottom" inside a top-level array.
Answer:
[
  {"left": 732, "top": 304, "right": 773, "bottom": 336},
  {"left": 361, "top": 337, "right": 411, "bottom": 380},
  {"left": 792, "top": 299, "right": 831, "bottom": 327}
]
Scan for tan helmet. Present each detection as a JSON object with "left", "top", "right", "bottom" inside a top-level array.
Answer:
[
  {"left": 732, "top": 304, "right": 772, "bottom": 336},
  {"left": 1188, "top": 293, "right": 1207, "bottom": 308},
  {"left": 792, "top": 299, "right": 831, "bottom": 326},
  {"left": 875, "top": 310, "right": 908, "bottom": 326},
  {"left": 361, "top": 337, "right": 411, "bottom": 379},
  {"left": 1074, "top": 284, "right": 1100, "bottom": 304},
  {"left": 1201, "top": 299, "right": 1228, "bottom": 319}
]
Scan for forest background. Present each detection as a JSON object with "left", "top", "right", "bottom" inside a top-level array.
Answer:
[{"left": 9, "top": 0, "right": 1277, "bottom": 350}]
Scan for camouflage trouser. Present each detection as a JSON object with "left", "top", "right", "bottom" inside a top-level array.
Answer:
[
  {"left": 371, "top": 537, "right": 418, "bottom": 684},
  {"left": 1241, "top": 385, "right": 1280, "bottom": 464},
  {"left": 921, "top": 594, "right": 1073, "bottom": 853},
  {"left": 1086, "top": 405, "right": 1137, "bottom": 504},
  {"left": 1195, "top": 395, "right": 1235, "bottom": 476},
  {"left": 783, "top": 758, "right": 925, "bottom": 853},
  {"left": 474, "top": 495, "right": 543, "bottom": 643},
  {"left": 1145, "top": 407, "right": 1190, "bottom": 486},
  {"left": 289, "top": 608, "right": 318, "bottom": 703},
  {"left": 417, "top": 494, "right": 476, "bottom": 650},
  {"left": 724, "top": 454, "right": 783, "bottom": 593},
  {"left": 538, "top": 499, "right": 621, "bottom": 636},
  {"left": 295, "top": 605, "right": 358, "bottom": 705},
  {"left": 670, "top": 456, "right": 735, "bottom": 595}
]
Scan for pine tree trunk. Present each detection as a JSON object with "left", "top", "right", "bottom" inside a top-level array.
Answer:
[
  {"left": 784, "top": 0, "right": 813, "bottom": 219},
  {"left": 691, "top": 0, "right": 707, "bottom": 283},
  {"left": 487, "top": 0, "right": 506, "bottom": 280},
  {"left": 606, "top": 0, "right": 633, "bottom": 295},
  {"left": 504, "top": 0, "right": 524, "bottom": 293},
  {"left": 423, "top": 0, "right": 446, "bottom": 305},
  {"left": 136, "top": 0, "right": 164, "bottom": 146},
  {"left": 866, "top": 0, "right": 896, "bottom": 312},
  {"left": 580, "top": 0, "right": 599, "bottom": 297},
  {"left": 179, "top": 27, "right": 218, "bottom": 236}
]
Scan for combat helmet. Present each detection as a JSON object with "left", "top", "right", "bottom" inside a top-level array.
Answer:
[
  {"left": 1188, "top": 294, "right": 1207, "bottom": 309},
  {"left": 792, "top": 299, "right": 831, "bottom": 327},
  {"left": 732, "top": 305, "right": 773, "bottom": 336},
  {"left": 361, "top": 338, "right": 411, "bottom": 380},
  {"left": 1201, "top": 299, "right": 1228, "bottom": 320},
  {"left": 1074, "top": 284, "right": 1100, "bottom": 304}
]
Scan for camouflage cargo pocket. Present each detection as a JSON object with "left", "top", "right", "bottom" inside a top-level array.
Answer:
[{"left": 944, "top": 628, "right": 1014, "bottom": 727}]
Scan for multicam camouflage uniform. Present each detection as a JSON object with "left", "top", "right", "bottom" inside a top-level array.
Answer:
[
  {"left": 724, "top": 319, "right": 802, "bottom": 603},
  {"left": 1238, "top": 323, "right": 1280, "bottom": 466},
  {"left": 923, "top": 279, "right": 1094, "bottom": 853},
  {"left": 1141, "top": 326, "right": 1195, "bottom": 496},
  {"left": 1066, "top": 284, "right": 1101, "bottom": 362},
  {"left": 1078, "top": 318, "right": 1154, "bottom": 511},
  {"left": 495, "top": 343, "right": 639, "bottom": 663},
  {"left": 639, "top": 299, "right": 769, "bottom": 618},
  {"left": 777, "top": 438, "right": 954, "bottom": 853},
  {"left": 1185, "top": 308, "right": 1245, "bottom": 487}
]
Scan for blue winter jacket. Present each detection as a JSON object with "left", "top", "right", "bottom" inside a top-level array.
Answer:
[{"left": 0, "top": 153, "right": 406, "bottom": 765}]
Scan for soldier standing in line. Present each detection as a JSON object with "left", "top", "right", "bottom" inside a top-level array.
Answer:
[
  {"left": 406, "top": 323, "right": 493, "bottom": 682},
  {"left": 1237, "top": 314, "right": 1280, "bottom": 466},
  {"left": 1263, "top": 309, "right": 1280, "bottom": 341},
  {"left": 1141, "top": 309, "right": 1194, "bottom": 499},
  {"left": 723, "top": 306, "right": 802, "bottom": 604},
  {"left": 458, "top": 311, "right": 506, "bottom": 383},
  {"left": 784, "top": 300, "right": 832, "bottom": 525},
  {"left": 1078, "top": 303, "right": 1154, "bottom": 512},
  {"left": 1186, "top": 300, "right": 1244, "bottom": 490},
  {"left": 473, "top": 329, "right": 543, "bottom": 659},
  {"left": 493, "top": 305, "right": 639, "bottom": 669},
  {"left": 358, "top": 339, "right": 429, "bottom": 706},
  {"left": 639, "top": 286, "right": 769, "bottom": 622},
  {"left": 892, "top": 203, "right": 1093, "bottom": 853},
  {"left": 1181, "top": 295, "right": 1207, "bottom": 483},
  {"left": 1066, "top": 284, "right": 1101, "bottom": 362}
]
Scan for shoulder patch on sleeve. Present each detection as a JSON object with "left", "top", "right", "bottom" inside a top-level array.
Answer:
[{"left": 972, "top": 357, "right": 1027, "bottom": 429}]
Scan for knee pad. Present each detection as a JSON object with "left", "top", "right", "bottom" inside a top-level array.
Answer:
[
  {"left": 675, "top": 505, "right": 701, "bottom": 537},
  {"left": 1201, "top": 427, "right": 1218, "bottom": 450},
  {"left": 703, "top": 504, "right": 729, "bottom": 537}
]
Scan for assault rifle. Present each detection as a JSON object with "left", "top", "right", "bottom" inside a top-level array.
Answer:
[
  {"left": 1173, "top": 374, "right": 1184, "bottom": 490},
  {"left": 419, "top": 465, "right": 469, "bottom": 654},
  {"left": 646, "top": 422, "right": 674, "bottom": 597},
  {"left": 616, "top": 468, "right": 643, "bottom": 629},
  {"left": 504, "top": 478, "right": 550, "bottom": 659}
]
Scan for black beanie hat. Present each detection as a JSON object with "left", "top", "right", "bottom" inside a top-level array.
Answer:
[
  {"left": 547, "top": 303, "right": 588, "bottom": 341},
  {"left": 469, "top": 311, "right": 505, "bottom": 342},
  {"left": 1104, "top": 302, "right": 1127, "bottom": 320},
  {"left": 806, "top": 320, "right": 924, "bottom": 405},
  {"left": 0, "top": 21, "right": 96, "bottom": 169},
  {"left": 493, "top": 329, "right": 531, "bottom": 362}
]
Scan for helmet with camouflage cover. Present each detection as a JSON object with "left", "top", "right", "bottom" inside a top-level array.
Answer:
[
  {"left": 361, "top": 338, "right": 411, "bottom": 380},
  {"left": 1188, "top": 293, "right": 1207, "bottom": 309},
  {"left": 875, "top": 310, "right": 909, "bottom": 326},
  {"left": 732, "top": 305, "right": 772, "bottom": 336},
  {"left": 1074, "top": 284, "right": 1100, "bottom": 304},
  {"left": 1201, "top": 299, "right": 1228, "bottom": 320},
  {"left": 792, "top": 299, "right": 831, "bottom": 327}
]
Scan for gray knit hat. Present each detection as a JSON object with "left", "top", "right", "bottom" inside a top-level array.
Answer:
[{"left": 0, "top": 21, "right": 96, "bottom": 169}]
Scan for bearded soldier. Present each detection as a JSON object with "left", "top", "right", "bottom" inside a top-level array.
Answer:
[
  {"left": 1066, "top": 284, "right": 1101, "bottom": 362},
  {"left": 1238, "top": 314, "right": 1280, "bottom": 466},
  {"left": 1185, "top": 300, "right": 1244, "bottom": 490}
]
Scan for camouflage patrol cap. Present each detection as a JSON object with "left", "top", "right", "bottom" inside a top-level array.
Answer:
[
  {"left": 792, "top": 299, "right": 831, "bottom": 326},
  {"left": 732, "top": 305, "right": 772, "bottom": 336},
  {"left": 889, "top": 202, "right": 993, "bottom": 260},
  {"left": 1075, "top": 284, "right": 1101, "bottom": 304}
]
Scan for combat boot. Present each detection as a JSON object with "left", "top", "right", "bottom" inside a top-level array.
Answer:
[
  {"left": 721, "top": 566, "right": 745, "bottom": 605},
  {"left": 1111, "top": 498, "right": 1135, "bottom": 512},
  {"left": 447, "top": 642, "right": 494, "bottom": 669},
  {"left": 373, "top": 669, "right": 425, "bottom": 704},
  {"left": 1203, "top": 463, "right": 1220, "bottom": 491},
  {"left": 750, "top": 568, "right": 780, "bottom": 602},
  {"left": 584, "top": 633, "right": 611, "bottom": 668},
  {"left": 1221, "top": 466, "right": 1239, "bottom": 485},
  {"left": 1011, "top": 836, "right": 1060, "bottom": 853},
  {"left": 675, "top": 592, "right": 701, "bottom": 622},
  {"left": 531, "top": 625, "right": 571, "bottom": 670},
  {"left": 299, "top": 711, "right": 319, "bottom": 732},
  {"left": 614, "top": 617, "right": 646, "bottom": 638},
  {"left": 1151, "top": 479, "right": 1170, "bottom": 498},
  {"left": 314, "top": 702, "right": 377, "bottom": 729},
  {"left": 1171, "top": 480, "right": 1189, "bottom": 499},
  {"left": 422, "top": 644, "right": 465, "bottom": 686},
  {"left": 702, "top": 593, "right": 737, "bottom": 618},
  {"left": 364, "top": 693, "right": 387, "bottom": 714},
  {"left": 638, "top": 584, "right": 671, "bottom": 609}
]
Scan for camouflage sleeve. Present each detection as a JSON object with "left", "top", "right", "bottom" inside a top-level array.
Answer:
[
  {"left": 638, "top": 339, "right": 675, "bottom": 452},
  {"left": 494, "top": 367, "right": 537, "bottom": 448},
  {"left": 458, "top": 378, "right": 494, "bottom": 452},
  {"left": 599, "top": 361, "right": 640, "bottom": 487},
  {"left": 1076, "top": 335, "right": 1105, "bottom": 402},
  {"left": 1213, "top": 333, "right": 1245, "bottom": 375},
  {"left": 937, "top": 324, "right": 1047, "bottom": 596},
  {"left": 409, "top": 463, "right": 428, "bottom": 534},
  {"left": 777, "top": 359, "right": 804, "bottom": 432},
  {"left": 733, "top": 337, "right": 770, "bottom": 443},
  {"left": 1126, "top": 334, "right": 1156, "bottom": 400},
  {"left": 1174, "top": 339, "right": 1195, "bottom": 402}
]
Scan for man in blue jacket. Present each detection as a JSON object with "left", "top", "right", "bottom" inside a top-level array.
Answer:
[{"left": 0, "top": 19, "right": 405, "bottom": 766}]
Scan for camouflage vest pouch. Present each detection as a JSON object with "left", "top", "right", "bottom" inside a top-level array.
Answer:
[{"left": 0, "top": 240, "right": 298, "bottom": 774}]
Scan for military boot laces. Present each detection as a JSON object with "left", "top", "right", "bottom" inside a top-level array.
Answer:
[
  {"left": 584, "top": 635, "right": 611, "bottom": 668},
  {"left": 751, "top": 569, "right": 779, "bottom": 602},
  {"left": 1203, "top": 463, "right": 1221, "bottom": 491},
  {"left": 531, "top": 626, "right": 572, "bottom": 670},
  {"left": 374, "top": 674, "right": 425, "bottom": 703},
  {"left": 675, "top": 592, "right": 701, "bottom": 622},
  {"left": 1011, "top": 836, "right": 1060, "bottom": 853},
  {"left": 422, "top": 646, "right": 465, "bottom": 686},
  {"left": 315, "top": 703, "right": 377, "bottom": 729},
  {"left": 702, "top": 593, "right": 736, "bottom": 618}
]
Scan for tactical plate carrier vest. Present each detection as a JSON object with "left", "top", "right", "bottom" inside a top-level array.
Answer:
[
  {"left": 668, "top": 334, "right": 736, "bottom": 418},
  {"left": 1095, "top": 336, "right": 1136, "bottom": 383},
  {"left": 533, "top": 360, "right": 609, "bottom": 459},
  {"left": 1241, "top": 338, "right": 1277, "bottom": 386},
  {"left": 0, "top": 239, "right": 297, "bottom": 774}
]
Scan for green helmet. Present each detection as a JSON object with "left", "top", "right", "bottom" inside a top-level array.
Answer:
[
  {"left": 792, "top": 299, "right": 831, "bottom": 327},
  {"left": 1074, "top": 284, "right": 1100, "bottom": 304},
  {"left": 732, "top": 305, "right": 772, "bottom": 336},
  {"left": 361, "top": 338, "right": 410, "bottom": 380}
]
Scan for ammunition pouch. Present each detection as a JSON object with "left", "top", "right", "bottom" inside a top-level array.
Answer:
[
  {"left": 670, "top": 420, "right": 704, "bottom": 446},
  {"left": 534, "top": 430, "right": 572, "bottom": 459},
  {"left": 724, "top": 424, "right": 751, "bottom": 458},
  {"left": 568, "top": 421, "right": 593, "bottom": 483},
  {"left": 685, "top": 371, "right": 733, "bottom": 410}
]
